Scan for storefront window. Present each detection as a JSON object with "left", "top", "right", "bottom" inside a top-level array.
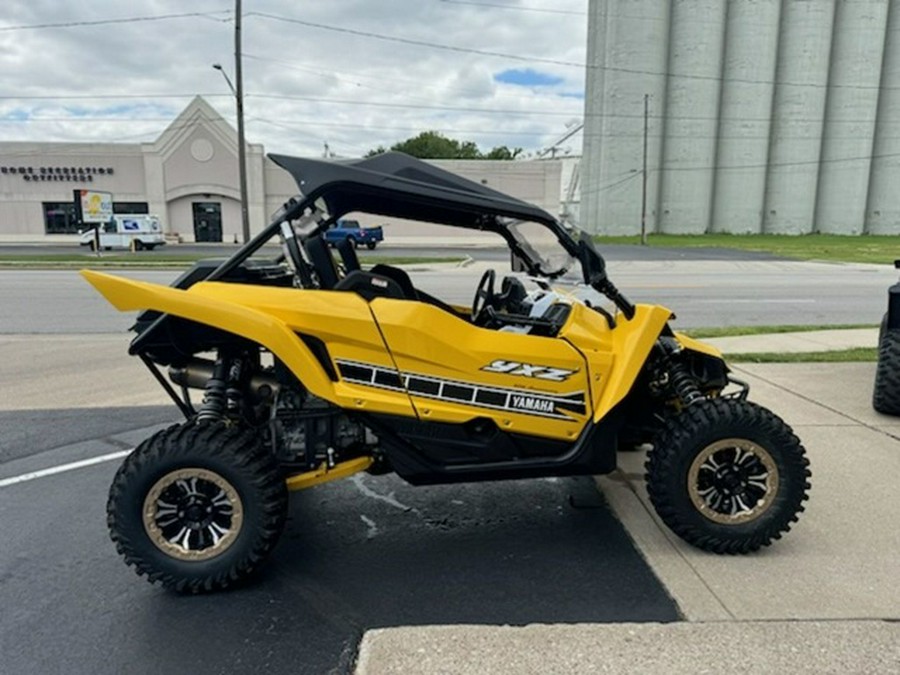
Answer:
[
  {"left": 43, "top": 202, "right": 79, "bottom": 234},
  {"left": 113, "top": 202, "right": 149, "bottom": 214}
]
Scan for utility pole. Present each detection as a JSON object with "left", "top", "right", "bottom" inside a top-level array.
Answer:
[
  {"left": 214, "top": 1, "right": 250, "bottom": 244},
  {"left": 234, "top": 0, "right": 250, "bottom": 244},
  {"left": 640, "top": 94, "right": 649, "bottom": 246}
]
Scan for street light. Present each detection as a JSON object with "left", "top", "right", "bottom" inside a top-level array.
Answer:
[{"left": 212, "top": 9, "right": 250, "bottom": 243}]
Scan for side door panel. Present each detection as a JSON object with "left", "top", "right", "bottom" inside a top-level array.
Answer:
[{"left": 369, "top": 299, "right": 591, "bottom": 442}]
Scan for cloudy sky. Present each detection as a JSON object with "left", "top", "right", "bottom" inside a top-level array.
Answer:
[{"left": 0, "top": 1, "right": 587, "bottom": 158}]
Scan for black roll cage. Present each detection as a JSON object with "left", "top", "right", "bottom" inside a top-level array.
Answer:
[{"left": 202, "top": 151, "right": 634, "bottom": 318}]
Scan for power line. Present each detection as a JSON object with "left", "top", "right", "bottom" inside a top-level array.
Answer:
[
  {"left": 5, "top": 116, "right": 892, "bottom": 144},
  {"left": 246, "top": 11, "right": 900, "bottom": 92},
  {"left": 0, "top": 10, "right": 232, "bottom": 32},
  {"left": 0, "top": 94, "right": 232, "bottom": 101},
  {"left": 243, "top": 52, "right": 574, "bottom": 107},
  {"left": 247, "top": 93, "right": 577, "bottom": 117},
  {"left": 247, "top": 11, "right": 584, "bottom": 69},
  {"left": 0, "top": 93, "right": 890, "bottom": 127},
  {"left": 438, "top": 0, "right": 586, "bottom": 16},
  {"left": 252, "top": 116, "right": 549, "bottom": 137}
]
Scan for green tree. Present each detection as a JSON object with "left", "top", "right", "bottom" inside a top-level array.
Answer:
[
  {"left": 483, "top": 145, "right": 523, "bottom": 160},
  {"left": 366, "top": 131, "right": 522, "bottom": 160}
]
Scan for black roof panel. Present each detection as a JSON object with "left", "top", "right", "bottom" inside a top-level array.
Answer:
[{"left": 268, "top": 152, "right": 557, "bottom": 230}]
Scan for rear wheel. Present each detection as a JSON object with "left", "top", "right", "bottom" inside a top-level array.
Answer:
[
  {"left": 107, "top": 423, "right": 288, "bottom": 593},
  {"left": 646, "top": 399, "right": 810, "bottom": 554},
  {"left": 873, "top": 314, "right": 900, "bottom": 415},
  {"left": 133, "top": 240, "right": 144, "bottom": 251},
  {"left": 366, "top": 241, "right": 377, "bottom": 250}
]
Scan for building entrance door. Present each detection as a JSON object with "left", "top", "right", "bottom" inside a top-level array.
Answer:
[{"left": 192, "top": 202, "right": 222, "bottom": 242}]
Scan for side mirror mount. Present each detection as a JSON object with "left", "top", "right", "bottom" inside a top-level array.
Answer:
[
  {"left": 510, "top": 251, "right": 528, "bottom": 273},
  {"left": 576, "top": 232, "right": 606, "bottom": 285}
]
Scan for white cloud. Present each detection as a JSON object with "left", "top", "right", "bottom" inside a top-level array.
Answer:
[{"left": 0, "top": 0, "right": 587, "bottom": 157}]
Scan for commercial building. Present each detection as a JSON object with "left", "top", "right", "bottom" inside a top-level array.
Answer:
[
  {"left": 581, "top": 0, "right": 900, "bottom": 236},
  {"left": 0, "top": 97, "right": 563, "bottom": 242}
]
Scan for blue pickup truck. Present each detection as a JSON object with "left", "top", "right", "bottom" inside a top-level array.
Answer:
[{"left": 323, "top": 219, "right": 384, "bottom": 250}]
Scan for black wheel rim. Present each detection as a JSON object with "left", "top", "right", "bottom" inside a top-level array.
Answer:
[
  {"left": 687, "top": 438, "right": 779, "bottom": 525},
  {"left": 142, "top": 467, "right": 244, "bottom": 561}
]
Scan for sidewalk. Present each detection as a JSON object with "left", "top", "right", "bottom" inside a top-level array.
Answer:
[
  {"left": 357, "top": 359, "right": 900, "bottom": 673},
  {"left": 704, "top": 327, "right": 879, "bottom": 354}
]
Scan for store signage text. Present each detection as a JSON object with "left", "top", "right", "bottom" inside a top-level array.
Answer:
[{"left": 0, "top": 166, "right": 115, "bottom": 182}]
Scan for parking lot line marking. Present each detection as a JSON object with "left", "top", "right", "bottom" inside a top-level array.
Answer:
[{"left": 0, "top": 449, "right": 130, "bottom": 488}]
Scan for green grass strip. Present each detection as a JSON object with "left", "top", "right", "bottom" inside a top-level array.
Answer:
[
  {"left": 727, "top": 347, "right": 877, "bottom": 363},
  {"left": 594, "top": 233, "right": 899, "bottom": 265},
  {"left": 683, "top": 323, "right": 878, "bottom": 339},
  {"left": 0, "top": 254, "right": 464, "bottom": 269}
]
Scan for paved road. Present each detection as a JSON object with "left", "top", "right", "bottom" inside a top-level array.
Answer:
[
  {"left": 0, "top": 257, "right": 894, "bottom": 334},
  {"left": 0, "top": 242, "right": 782, "bottom": 262}
]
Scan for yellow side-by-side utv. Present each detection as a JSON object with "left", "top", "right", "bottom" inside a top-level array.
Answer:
[{"left": 84, "top": 152, "right": 810, "bottom": 593}]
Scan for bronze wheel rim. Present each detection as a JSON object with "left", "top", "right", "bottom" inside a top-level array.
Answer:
[
  {"left": 687, "top": 438, "right": 779, "bottom": 525},
  {"left": 142, "top": 468, "right": 244, "bottom": 561}
]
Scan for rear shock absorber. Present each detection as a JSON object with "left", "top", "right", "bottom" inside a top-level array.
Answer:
[{"left": 196, "top": 355, "right": 232, "bottom": 422}]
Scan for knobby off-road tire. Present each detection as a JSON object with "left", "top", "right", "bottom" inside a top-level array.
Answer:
[
  {"left": 108, "top": 423, "right": 288, "bottom": 593},
  {"left": 873, "top": 315, "right": 900, "bottom": 416},
  {"left": 646, "top": 399, "right": 810, "bottom": 554}
]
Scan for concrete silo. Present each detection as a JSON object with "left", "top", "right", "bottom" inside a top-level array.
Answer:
[
  {"left": 814, "top": 0, "right": 888, "bottom": 234},
  {"left": 866, "top": 0, "right": 900, "bottom": 234},
  {"left": 581, "top": 0, "right": 670, "bottom": 234},
  {"left": 657, "top": 0, "right": 727, "bottom": 234},
  {"left": 581, "top": 0, "right": 899, "bottom": 236},
  {"left": 763, "top": 0, "right": 835, "bottom": 235}
]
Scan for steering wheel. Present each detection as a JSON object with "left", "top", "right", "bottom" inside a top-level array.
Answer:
[{"left": 471, "top": 269, "right": 497, "bottom": 323}]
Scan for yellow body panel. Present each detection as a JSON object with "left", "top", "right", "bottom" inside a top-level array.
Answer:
[
  {"left": 80, "top": 270, "right": 416, "bottom": 418},
  {"left": 82, "top": 270, "right": 696, "bottom": 440},
  {"left": 674, "top": 331, "right": 724, "bottom": 359},
  {"left": 370, "top": 299, "right": 591, "bottom": 440},
  {"left": 566, "top": 304, "right": 673, "bottom": 421}
]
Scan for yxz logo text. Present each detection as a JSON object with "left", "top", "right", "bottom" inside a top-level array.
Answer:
[{"left": 481, "top": 360, "right": 576, "bottom": 382}]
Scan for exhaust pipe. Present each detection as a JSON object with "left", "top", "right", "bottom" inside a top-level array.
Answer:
[{"left": 169, "top": 359, "right": 279, "bottom": 403}]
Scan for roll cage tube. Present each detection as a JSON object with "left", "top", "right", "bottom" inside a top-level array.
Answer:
[
  {"left": 189, "top": 161, "right": 634, "bottom": 320},
  {"left": 575, "top": 232, "right": 636, "bottom": 320}
]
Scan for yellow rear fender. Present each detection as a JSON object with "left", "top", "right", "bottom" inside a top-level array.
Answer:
[{"left": 81, "top": 270, "right": 342, "bottom": 404}]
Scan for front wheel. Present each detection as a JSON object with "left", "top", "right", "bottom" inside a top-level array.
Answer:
[
  {"left": 645, "top": 399, "right": 810, "bottom": 554},
  {"left": 107, "top": 423, "right": 288, "bottom": 593},
  {"left": 873, "top": 314, "right": 900, "bottom": 415},
  {"left": 347, "top": 236, "right": 358, "bottom": 249}
]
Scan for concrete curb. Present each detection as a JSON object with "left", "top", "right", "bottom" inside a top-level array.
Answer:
[{"left": 356, "top": 621, "right": 900, "bottom": 674}]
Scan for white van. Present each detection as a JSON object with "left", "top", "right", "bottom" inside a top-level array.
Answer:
[{"left": 79, "top": 214, "right": 166, "bottom": 251}]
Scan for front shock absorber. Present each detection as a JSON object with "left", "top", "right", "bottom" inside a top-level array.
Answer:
[
  {"left": 669, "top": 360, "right": 704, "bottom": 407},
  {"left": 657, "top": 337, "right": 704, "bottom": 407}
]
